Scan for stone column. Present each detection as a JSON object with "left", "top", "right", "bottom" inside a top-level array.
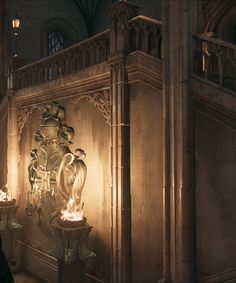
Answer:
[
  {"left": 52, "top": 221, "right": 94, "bottom": 283},
  {"left": 7, "top": 92, "right": 18, "bottom": 201},
  {"left": 0, "top": 0, "right": 6, "bottom": 97},
  {"left": 107, "top": 2, "right": 138, "bottom": 283},
  {"left": 6, "top": 57, "right": 24, "bottom": 201},
  {"left": 161, "top": 0, "right": 197, "bottom": 282}
]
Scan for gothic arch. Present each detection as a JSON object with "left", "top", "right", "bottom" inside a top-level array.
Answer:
[
  {"left": 202, "top": 0, "right": 236, "bottom": 35},
  {"left": 40, "top": 17, "right": 79, "bottom": 57}
]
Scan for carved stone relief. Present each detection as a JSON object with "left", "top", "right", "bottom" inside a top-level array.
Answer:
[
  {"left": 26, "top": 101, "right": 87, "bottom": 237},
  {"left": 71, "top": 89, "right": 111, "bottom": 124}
]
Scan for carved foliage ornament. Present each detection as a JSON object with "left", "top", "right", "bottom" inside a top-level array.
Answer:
[
  {"left": 71, "top": 90, "right": 111, "bottom": 124},
  {"left": 17, "top": 90, "right": 111, "bottom": 141}
]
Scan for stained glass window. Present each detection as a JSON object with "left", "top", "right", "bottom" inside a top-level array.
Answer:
[{"left": 48, "top": 31, "right": 64, "bottom": 55}]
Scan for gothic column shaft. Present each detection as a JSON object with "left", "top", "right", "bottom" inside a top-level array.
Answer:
[
  {"left": 7, "top": 91, "right": 19, "bottom": 201},
  {"left": 161, "top": 0, "right": 171, "bottom": 280},
  {"left": 0, "top": 0, "right": 6, "bottom": 96},
  {"left": 110, "top": 58, "right": 130, "bottom": 283},
  {"left": 108, "top": 2, "right": 139, "bottom": 283},
  {"left": 162, "top": 0, "right": 196, "bottom": 282}
]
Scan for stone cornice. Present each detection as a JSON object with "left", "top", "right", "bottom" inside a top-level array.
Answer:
[
  {"left": 194, "top": 96, "right": 236, "bottom": 129},
  {"left": 191, "top": 76, "right": 236, "bottom": 115},
  {"left": 15, "top": 62, "right": 110, "bottom": 107},
  {"left": 196, "top": 268, "right": 236, "bottom": 283},
  {"left": 127, "top": 51, "right": 163, "bottom": 90}
]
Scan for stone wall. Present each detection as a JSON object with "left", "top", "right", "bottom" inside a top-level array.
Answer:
[
  {"left": 195, "top": 111, "right": 236, "bottom": 280},
  {"left": 18, "top": 97, "right": 111, "bottom": 262},
  {"left": 130, "top": 82, "right": 163, "bottom": 282}
]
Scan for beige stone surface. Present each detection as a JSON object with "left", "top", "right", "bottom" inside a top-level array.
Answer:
[
  {"left": 130, "top": 81, "right": 163, "bottom": 283},
  {"left": 14, "top": 272, "right": 42, "bottom": 283},
  {"left": 17, "top": 98, "right": 111, "bottom": 274},
  {"left": 195, "top": 111, "right": 236, "bottom": 276}
]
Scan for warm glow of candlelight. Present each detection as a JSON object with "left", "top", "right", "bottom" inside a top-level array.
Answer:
[
  {"left": 61, "top": 196, "right": 83, "bottom": 222},
  {"left": 0, "top": 185, "right": 11, "bottom": 202}
]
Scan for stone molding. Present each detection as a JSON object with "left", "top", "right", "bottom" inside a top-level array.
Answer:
[
  {"left": 191, "top": 76, "right": 236, "bottom": 114},
  {"left": 17, "top": 241, "right": 57, "bottom": 283},
  {"left": 194, "top": 97, "right": 236, "bottom": 129},
  {"left": 196, "top": 269, "right": 236, "bottom": 283}
]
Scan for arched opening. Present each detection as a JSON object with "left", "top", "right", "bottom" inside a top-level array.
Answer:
[{"left": 40, "top": 18, "right": 78, "bottom": 58}]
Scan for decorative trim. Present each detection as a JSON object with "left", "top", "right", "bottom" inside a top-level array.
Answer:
[
  {"left": 71, "top": 89, "right": 111, "bottom": 124},
  {"left": 17, "top": 240, "right": 58, "bottom": 283},
  {"left": 196, "top": 268, "right": 236, "bottom": 283},
  {"left": 17, "top": 105, "right": 44, "bottom": 141},
  {"left": 194, "top": 98, "right": 236, "bottom": 129},
  {"left": 17, "top": 89, "right": 110, "bottom": 141}
]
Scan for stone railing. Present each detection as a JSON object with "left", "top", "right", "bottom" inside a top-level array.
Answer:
[
  {"left": 193, "top": 34, "right": 236, "bottom": 92},
  {"left": 10, "top": 15, "right": 162, "bottom": 90},
  {"left": 15, "top": 29, "right": 110, "bottom": 89},
  {"left": 128, "top": 15, "right": 162, "bottom": 59}
]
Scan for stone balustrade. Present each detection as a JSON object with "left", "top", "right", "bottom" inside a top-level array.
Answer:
[
  {"left": 9, "top": 15, "right": 162, "bottom": 90},
  {"left": 128, "top": 15, "right": 162, "bottom": 59},
  {"left": 15, "top": 29, "right": 110, "bottom": 89},
  {"left": 193, "top": 33, "right": 236, "bottom": 92}
]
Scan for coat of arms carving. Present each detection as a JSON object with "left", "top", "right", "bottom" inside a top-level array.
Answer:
[{"left": 26, "top": 101, "right": 87, "bottom": 232}]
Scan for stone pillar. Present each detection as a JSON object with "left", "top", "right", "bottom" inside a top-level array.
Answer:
[
  {"left": 160, "top": 0, "right": 171, "bottom": 280},
  {"left": 52, "top": 221, "right": 94, "bottom": 283},
  {"left": 0, "top": 0, "right": 6, "bottom": 97},
  {"left": 161, "top": 0, "right": 197, "bottom": 282},
  {"left": 6, "top": 57, "right": 24, "bottom": 201},
  {"left": 0, "top": 200, "right": 22, "bottom": 270},
  {"left": 7, "top": 92, "right": 18, "bottom": 201},
  {"left": 107, "top": 2, "right": 138, "bottom": 283}
]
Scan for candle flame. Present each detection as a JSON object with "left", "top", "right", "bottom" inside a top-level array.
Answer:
[
  {"left": 60, "top": 197, "right": 83, "bottom": 222},
  {"left": 0, "top": 185, "right": 11, "bottom": 202}
]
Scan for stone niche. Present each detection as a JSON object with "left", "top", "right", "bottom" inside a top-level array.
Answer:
[{"left": 18, "top": 97, "right": 110, "bottom": 280}]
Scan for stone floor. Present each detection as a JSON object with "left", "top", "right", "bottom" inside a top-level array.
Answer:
[{"left": 14, "top": 272, "right": 43, "bottom": 283}]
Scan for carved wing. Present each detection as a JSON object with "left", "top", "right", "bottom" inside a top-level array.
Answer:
[{"left": 56, "top": 153, "right": 87, "bottom": 202}]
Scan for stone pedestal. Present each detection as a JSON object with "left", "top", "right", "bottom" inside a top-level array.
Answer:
[
  {"left": 52, "top": 218, "right": 95, "bottom": 283},
  {"left": 0, "top": 200, "right": 22, "bottom": 269}
]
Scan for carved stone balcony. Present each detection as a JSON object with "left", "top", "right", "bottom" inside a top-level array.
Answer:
[
  {"left": 7, "top": 15, "right": 162, "bottom": 91},
  {"left": 15, "top": 30, "right": 110, "bottom": 90},
  {"left": 128, "top": 15, "right": 162, "bottom": 59},
  {"left": 193, "top": 33, "right": 236, "bottom": 94}
]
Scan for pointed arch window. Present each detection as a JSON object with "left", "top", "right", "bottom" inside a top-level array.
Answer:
[
  {"left": 41, "top": 18, "right": 78, "bottom": 58},
  {"left": 47, "top": 31, "right": 64, "bottom": 55}
]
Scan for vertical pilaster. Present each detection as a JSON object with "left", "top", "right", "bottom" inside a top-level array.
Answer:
[
  {"left": 108, "top": 2, "right": 139, "bottom": 283},
  {"left": 162, "top": 0, "right": 197, "bottom": 282},
  {"left": 6, "top": 57, "right": 23, "bottom": 201},
  {"left": 0, "top": 0, "right": 6, "bottom": 97},
  {"left": 7, "top": 91, "right": 18, "bottom": 201},
  {"left": 160, "top": 0, "right": 171, "bottom": 281}
]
